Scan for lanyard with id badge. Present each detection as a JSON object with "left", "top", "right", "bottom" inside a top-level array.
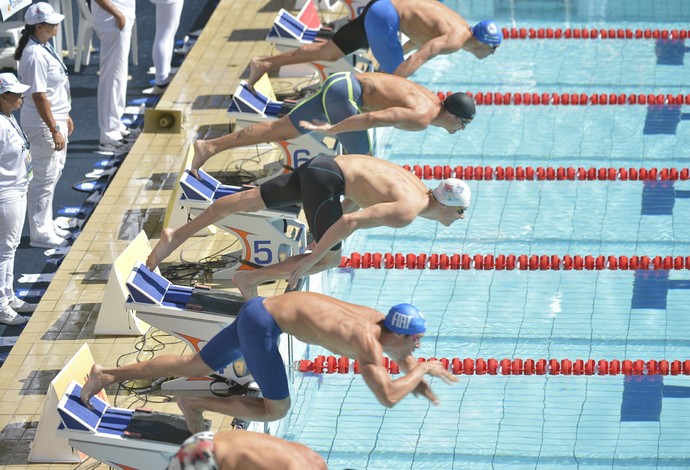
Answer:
[{"left": 3, "top": 113, "right": 32, "bottom": 181}]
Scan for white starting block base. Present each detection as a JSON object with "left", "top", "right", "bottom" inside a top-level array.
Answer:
[
  {"left": 57, "top": 381, "right": 204, "bottom": 470},
  {"left": 177, "top": 169, "right": 308, "bottom": 280},
  {"left": 30, "top": 344, "right": 103, "bottom": 463},
  {"left": 95, "top": 230, "right": 151, "bottom": 335}
]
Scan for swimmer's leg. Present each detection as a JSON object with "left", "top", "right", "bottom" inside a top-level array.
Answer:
[
  {"left": 81, "top": 354, "right": 214, "bottom": 406},
  {"left": 321, "top": 73, "right": 371, "bottom": 154},
  {"left": 363, "top": 0, "right": 404, "bottom": 73},
  {"left": 193, "top": 117, "right": 302, "bottom": 176},
  {"left": 248, "top": 41, "right": 345, "bottom": 89},
  {"left": 177, "top": 395, "right": 291, "bottom": 433},
  {"left": 147, "top": 188, "right": 267, "bottom": 269}
]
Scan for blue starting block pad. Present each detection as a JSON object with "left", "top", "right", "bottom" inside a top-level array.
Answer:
[
  {"left": 125, "top": 262, "right": 255, "bottom": 391},
  {"left": 179, "top": 169, "right": 301, "bottom": 220},
  {"left": 227, "top": 81, "right": 294, "bottom": 119},
  {"left": 267, "top": 8, "right": 319, "bottom": 44},
  {"left": 57, "top": 381, "right": 209, "bottom": 469}
]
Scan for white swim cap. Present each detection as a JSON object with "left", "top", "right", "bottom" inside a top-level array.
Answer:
[{"left": 432, "top": 178, "right": 471, "bottom": 207}]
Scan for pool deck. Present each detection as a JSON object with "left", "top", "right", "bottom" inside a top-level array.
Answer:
[{"left": 0, "top": 0, "right": 339, "bottom": 466}]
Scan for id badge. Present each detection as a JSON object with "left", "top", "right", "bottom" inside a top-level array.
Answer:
[{"left": 24, "top": 148, "right": 32, "bottom": 181}]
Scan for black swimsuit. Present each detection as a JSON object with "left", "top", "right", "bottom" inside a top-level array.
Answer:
[
  {"left": 260, "top": 154, "right": 345, "bottom": 250},
  {"left": 331, "top": 0, "right": 379, "bottom": 55}
]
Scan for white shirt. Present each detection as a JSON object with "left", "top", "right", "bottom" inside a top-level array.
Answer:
[
  {"left": 92, "top": 0, "right": 136, "bottom": 23},
  {"left": 0, "top": 113, "right": 30, "bottom": 196},
  {"left": 18, "top": 39, "right": 71, "bottom": 126}
]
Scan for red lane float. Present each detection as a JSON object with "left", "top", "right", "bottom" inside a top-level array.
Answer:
[
  {"left": 299, "top": 356, "right": 690, "bottom": 376},
  {"left": 501, "top": 27, "right": 688, "bottom": 40},
  {"left": 402, "top": 165, "right": 690, "bottom": 181},
  {"left": 462, "top": 91, "right": 688, "bottom": 106},
  {"left": 339, "top": 253, "right": 688, "bottom": 271}
]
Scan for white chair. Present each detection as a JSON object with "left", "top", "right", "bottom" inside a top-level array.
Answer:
[
  {"left": 0, "top": 21, "right": 24, "bottom": 70},
  {"left": 75, "top": 0, "right": 138, "bottom": 73},
  {"left": 74, "top": 0, "right": 93, "bottom": 73}
]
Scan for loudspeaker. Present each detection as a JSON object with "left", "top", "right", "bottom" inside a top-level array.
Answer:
[{"left": 143, "top": 109, "right": 183, "bottom": 133}]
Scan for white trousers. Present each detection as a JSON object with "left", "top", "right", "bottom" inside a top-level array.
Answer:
[
  {"left": 94, "top": 16, "right": 134, "bottom": 144},
  {"left": 0, "top": 190, "right": 27, "bottom": 309},
  {"left": 25, "top": 122, "right": 68, "bottom": 241},
  {"left": 153, "top": 0, "right": 184, "bottom": 85}
]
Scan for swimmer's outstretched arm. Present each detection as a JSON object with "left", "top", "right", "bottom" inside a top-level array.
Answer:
[
  {"left": 299, "top": 106, "right": 430, "bottom": 135},
  {"left": 393, "top": 36, "right": 458, "bottom": 78},
  {"left": 287, "top": 203, "right": 417, "bottom": 287},
  {"left": 359, "top": 355, "right": 456, "bottom": 407}
]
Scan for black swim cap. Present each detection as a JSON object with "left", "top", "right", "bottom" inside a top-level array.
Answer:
[{"left": 443, "top": 92, "right": 476, "bottom": 120}]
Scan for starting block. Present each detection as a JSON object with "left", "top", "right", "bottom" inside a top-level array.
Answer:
[
  {"left": 95, "top": 230, "right": 152, "bottom": 335},
  {"left": 125, "top": 262, "right": 254, "bottom": 391},
  {"left": 294, "top": 0, "right": 369, "bottom": 21},
  {"left": 227, "top": 80, "right": 338, "bottom": 184},
  {"left": 266, "top": 7, "right": 373, "bottom": 82},
  {"left": 56, "top": 381, "right": 207, "bottom": 470},
  {"left": 124, "top": 262, "right": 307, "bottom": 407},
  {"left": 178, "top": 169, "right": 308, "bottom": 280}
]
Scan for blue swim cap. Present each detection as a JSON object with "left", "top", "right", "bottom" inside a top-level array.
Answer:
[
  {"left": 384, "top": 304, "right": 426, "bottom": 335},
  {"left": 472, "top": 20, "right": 503, "bottom": 46}
]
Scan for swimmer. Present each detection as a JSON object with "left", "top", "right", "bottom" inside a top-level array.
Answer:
[
  {"left": 147, "top": 154, "right": 472, "bottom": 299},
  {"left": 167, "top": 429, "right": 327, "bottom": 470},
  {"left": 82, "top": 292, "right": 459, "bottom": 433},
  {"left": 247, "top": 0, "right": 502, "bottom": 87},
  {"left": 192, "top": 72, "right": 475, "bottom": 175}
]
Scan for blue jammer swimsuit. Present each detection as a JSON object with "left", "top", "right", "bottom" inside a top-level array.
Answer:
[
  {"left": 287, "top": 71, "right": 371, "bottom": 155},
  {"left": 199, "top": 297, "right": 287, "bottom": 400},
  {"left": 331, "top": 0, "right": 404, "bottom": 74}
]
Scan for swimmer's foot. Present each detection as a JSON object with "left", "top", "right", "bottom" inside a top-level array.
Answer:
[
  {"left": 247, "top": 57, "right": 270, "bottom": 91},
  {"left": 177, "top": 396, "right": 207, "bottom": 434},
  {"left": 146, "top": 228, "right": 176, "bottom": 270},
  {"left": 81, "top": 364, "right": 115, "bottom": 407},
  {"left": 232, "top": 272, "right": 259, "bottom": 300},
  {"left": 192, "top": 140, "right": 213, "bottom": 179}
]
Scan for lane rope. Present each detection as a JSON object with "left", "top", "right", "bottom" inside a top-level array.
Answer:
[
  {"left": 437, "top": 91, "right": 690, "bottom": 106},
  {"left": 403, "top": 164, "right": 690, "bottom": 181},
  {"left": 299, "top": 355, "right": 690, "bottom": 376},
  {"left": 500, "top": 27, "right": 689, "bottom": 40},
  {"left": 339, "top": 253, "right": 689, "bottom": 271}
]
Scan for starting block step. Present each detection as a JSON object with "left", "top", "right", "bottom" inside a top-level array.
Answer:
[{"left": 57, "top": 381, "right": 211, "bottom": 469}]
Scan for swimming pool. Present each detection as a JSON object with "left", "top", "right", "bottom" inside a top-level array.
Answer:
[{"left": 278, "top": 3, "right": 690, "bottom": 468}]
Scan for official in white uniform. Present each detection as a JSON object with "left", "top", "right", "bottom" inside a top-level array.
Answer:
[
  {"left": 92, "top": 0, "right": 136, "bottom": 154},
  {"left": 15, "top": 2, "right": 72, "bottom": 249},
  {"left": 0, "top": 73, "right": 35, "bottom": 325},
  {"left": 151, "top": 0, "right": 184, "bottom": 94}
]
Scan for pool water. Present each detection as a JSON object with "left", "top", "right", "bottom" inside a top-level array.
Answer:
[{"left": 277, "top": 6, "right": 690, "bottom": 469}]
